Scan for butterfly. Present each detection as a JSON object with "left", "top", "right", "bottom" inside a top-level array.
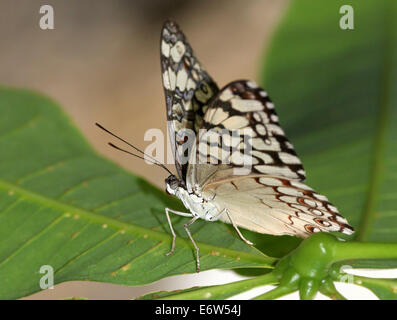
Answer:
[
  {"left": 97, "top": 20, "right": 354, "bottom": 274},
  {"left": 160, "top": 21, "right": 354, "bottom": 272}
]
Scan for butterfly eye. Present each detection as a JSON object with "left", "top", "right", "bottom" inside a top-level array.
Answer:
[
  {"left": 165, "top": 175, "right": 180, "bottom": 192},
  {"left": 165, "top": 182, "right": 177, "bottom": 196}
]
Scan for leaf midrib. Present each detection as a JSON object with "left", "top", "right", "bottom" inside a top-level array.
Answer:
[
  {"left": 0, "top": 178, "right": 275, "bottom": 267},
  {"left": 356, "top": 0, "right": 395, "bottom": 241}
]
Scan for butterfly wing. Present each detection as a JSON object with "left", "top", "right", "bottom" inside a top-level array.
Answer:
[
  {"left": 186, "top": 80, "right": 305, "bottom": 190},
  {"left": 203, "top": 176, "right": 354, "bottom": 237},
  {"left": 187, "top": 80, "right": 353, "bottom": 237},
  {"left": 161, "top": 21, "right": 218, "bottom": 181}
]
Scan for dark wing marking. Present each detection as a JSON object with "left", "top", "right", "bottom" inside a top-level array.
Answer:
[{"left": 187, "top": 80, "right": 306, "bottom": 188}]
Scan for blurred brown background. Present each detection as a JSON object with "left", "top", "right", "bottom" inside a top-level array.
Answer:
[{"left": 1, "top": 0, "right": 287, "bottom": 299}]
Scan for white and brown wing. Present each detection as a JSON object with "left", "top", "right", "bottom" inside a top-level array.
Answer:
[
  {"left": 161, "top": 21, "right": 218, "bottom": 181},
  {"left": 187, "top": 80, "right": 305, "bottom": 190},
  {"left": 204, "top": 176, "right": 354, "bottom": 237},
  {"left": 187, "top": 80, "right": 353, "bottom": 237}
]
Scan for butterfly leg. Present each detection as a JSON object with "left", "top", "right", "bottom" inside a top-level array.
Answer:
[
  {"left": 165, "top": 208, "right": 192, "bottom": 257},
  {"left": 225, "top": 210, "right": 254, "bottom": 246},
  {"left": 183, "top": 216, "right": 200, "bottom": 272}
]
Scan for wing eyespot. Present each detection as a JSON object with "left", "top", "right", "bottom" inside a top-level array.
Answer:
[
  {"left": 304, "top": 225, "right": 321, "bottom": 233},
  {"left": 314, "top": 218, "right": 332, "bottom": 227}
]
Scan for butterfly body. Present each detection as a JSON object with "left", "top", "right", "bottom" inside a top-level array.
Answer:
[
  {"left": 166, "top": 179, "right": 219, "bottom": 221},
  {"left": 166, "top": 175, "right": 223, "bottom": 222}
]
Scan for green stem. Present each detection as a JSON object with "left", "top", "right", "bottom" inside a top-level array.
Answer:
[
  {"left": 352, "top": 275, "right": 397, "bottom": 292},
  {"left": 157, "top": 272, "right": 279, "bottom": 300},
  {"left": 353, "top": 275, "right": 397, "bottom": 287},
  {"left": 333, "top": 241, "right": 397, "bottom": 262},
  {"left": 319, "top": 278, "right": 347, "bottom": 300},
  {"left": 299, "top": 278, "right": 320, "bottom": 300}
]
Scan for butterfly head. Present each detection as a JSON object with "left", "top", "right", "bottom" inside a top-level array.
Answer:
[{"left": 165, "top": 174, "right": 181, "bottom": 195}]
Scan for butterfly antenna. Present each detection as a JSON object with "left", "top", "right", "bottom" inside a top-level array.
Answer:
[
  {"left": 108, "top": 142, "right": 174, "bottom": 176},
  {"left": 95, "top": 122, "right": 164, "bottom": 166},
  {"left": 96, "top": 122, "right": 174, "bottom": 175}
]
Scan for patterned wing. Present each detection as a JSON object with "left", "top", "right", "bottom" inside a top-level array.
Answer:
[
  {"left": 161, "top": 20, "right": 218, "bottom": 181},
  {"left": 204, "top": 176, "right": 354, "bottom": 237},
  {"left": 187, "top": 80, "right": 305, "bottom": 190}
]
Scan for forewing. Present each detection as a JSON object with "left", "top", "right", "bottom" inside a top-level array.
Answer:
[
  {"left": 187, "top": 80, "right": 305, "bottom": 189},
  {"left": 204, "top": 176, "right": 354, "bottom": 238},
  {"left": 161, "top": 20, "right": 218, "bottom": 181}
]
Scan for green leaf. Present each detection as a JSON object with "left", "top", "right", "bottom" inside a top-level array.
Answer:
[
  {"left": 0, "top": 88, "right": 275, "bottom": 299},
  {"left": 353, "top": 276, "right": 397, "bottom": 300},
  {"left": 257, "top": 0, "right": 397, "bottom": 267}
]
